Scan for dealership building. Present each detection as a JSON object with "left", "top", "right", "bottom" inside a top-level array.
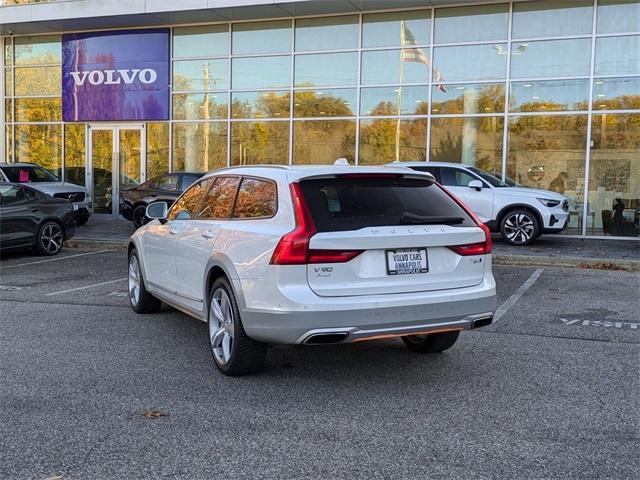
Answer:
[{"left": 0, "top": 0, "right": 638, "bottom": 238}]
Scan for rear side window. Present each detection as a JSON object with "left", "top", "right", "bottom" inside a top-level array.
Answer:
[
  {"left": 439, "top": 168, "right": 479, "bottom": 187},
  {"left": 299, "top": 176, "right": 475, "bottom": 232},
  {"left": 180, "top": 174, "right": 201, "bottom": 191},
  {"left": 232, "top": 177, "right": 277, "bottom": 219},
  {"left": 199, "top": 176, "right": 240, "bottom": 219},
  {"left": 167, "top": 179, "right": 211, "bottom": 220},
  {"left": 0, "top": 185, "right": 28, "bottom": 206},
  {"left": 157, "top": 175, "right": 179, "bottom": 192}
]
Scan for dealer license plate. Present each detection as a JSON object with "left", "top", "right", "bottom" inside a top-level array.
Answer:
[{"left": 386, "top": 248, "right": 428, "bottom": 275}]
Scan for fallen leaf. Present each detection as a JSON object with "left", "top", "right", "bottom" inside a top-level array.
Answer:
[{"left": 142, "top": 410, "right": 168, "bottom": 419}]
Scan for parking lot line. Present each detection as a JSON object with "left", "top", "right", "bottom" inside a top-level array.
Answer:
[
  {"left": 45, "top": 277, "right": 127, "bottom": 297},
  {"left": 0, "top": 249, "right": 115, "bottom": 269},
  {"left": 494, "top": 268, "right": 544, "bottom": 321}
]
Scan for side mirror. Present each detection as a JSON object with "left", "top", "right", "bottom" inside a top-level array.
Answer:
[
  {"left": 468, "top": 180, "right": 483, "bottom": 191},
  {"left": 146, "top": 202, "right": 168, "bottom": 223}
]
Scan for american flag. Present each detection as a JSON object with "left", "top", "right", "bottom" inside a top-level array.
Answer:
[{"left": 400, "top": 22, "right": 447, "bottom": 93}]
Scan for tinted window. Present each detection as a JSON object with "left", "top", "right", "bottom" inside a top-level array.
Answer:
[
  {"left": 232, "top": 178, "right": 277, "bottom": 219},
  {"left": 157, "top": 175, "right": 179, "bottom": 192},
  {"left": 199, "top": 176, "right": 240, "bottom": 219},
  {"left": 2, "top": 165, "right": 58, "bottom": 183},
  {"left": 439, "top": 168, "right": 481, "bottom": 187},
  {"left": 0, "top": 185, "right": 28, "bottom": 206},
  {"left": 180, "top": 174, "right": 201, "bottom": 191},
  {"left": 467, "top": 167, "right": 509, "bottom": 187},
  {"left": 24, "top": 189, "right": 38, "bottom": 201},
  {"left": 167, "top": 179, "right": 211, "bottom": 220},
  {"left": 300, "top": 176, "right": 475, "bottom": 232}
]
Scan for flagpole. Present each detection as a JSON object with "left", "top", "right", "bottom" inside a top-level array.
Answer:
[
  {"left": 203, "top": 62, "right": 210, "bottom": 171},
  {"left": 395, "top": 21, "right": 405, "bottom": 162}
]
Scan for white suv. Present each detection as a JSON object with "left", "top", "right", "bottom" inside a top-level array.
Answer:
[
  {"left": 127, "top": 165, "right": 496, "bottom": 376},
  {"left": 391, "top": 162, "right": 569, "bottom": 245}
]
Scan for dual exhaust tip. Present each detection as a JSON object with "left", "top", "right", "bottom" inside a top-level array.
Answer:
[
  {"left": 471, "top": 315, "right": 493, "bottom": 329},
  {"left": 303, "top": 315, "right": 494, "bottom": 345},
  {"left": 304, "top": 332, "right": 350, "bottom": 345}
]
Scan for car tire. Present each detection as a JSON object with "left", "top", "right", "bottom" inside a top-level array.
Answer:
[
  {"left": 402, "top": 331, "right": 460, "bottom": 353},
  {"left": 132, "top": 205, "right": 148, "bottom": 229},
  {"left": 35, "top": 221, "right": 64, "bottom": 256},
  {"left": 499, "top": 209, "right": 540, "bottom": 246},
  {"left": 208, "top": 278, "right": 267, "bottom": 376},
  {"left": 128, "top": 249, "right": 162, "bottom": 313},
  {"left": 75, "top": 214, "right": 90, "bottom": 226}
]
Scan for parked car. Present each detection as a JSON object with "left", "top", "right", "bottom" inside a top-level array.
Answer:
[
  {"left": 127, "top": 165, "right": 497, "bottom": 376},
  {"left": 390, "top": 162, "right": 569, "bottom": 246},
  {"left": 121, "top": 172, "right": 203, "bottom": 228},
  {"left": 0, "top": 162, "right": 92, "bottom": 225},
  {"left": 0, "top": 182, "right": 76, "bottom": 256}
]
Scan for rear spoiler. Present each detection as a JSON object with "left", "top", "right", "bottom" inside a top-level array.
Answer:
[{"left": 295, "top": 171, "right": 436, "bottom": 185}]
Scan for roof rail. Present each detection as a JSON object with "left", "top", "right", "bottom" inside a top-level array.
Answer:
[{"left": 214, "top": 165, "right": 292, "bottom": 172}]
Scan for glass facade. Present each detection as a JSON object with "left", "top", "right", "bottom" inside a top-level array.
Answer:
[{"left": 1, "top": 0, "right": 639, "bottom": 238}]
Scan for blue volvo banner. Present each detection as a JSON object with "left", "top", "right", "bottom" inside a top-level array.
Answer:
[{"left": 62, "top": 29, "right": 170, "bottom": 122}]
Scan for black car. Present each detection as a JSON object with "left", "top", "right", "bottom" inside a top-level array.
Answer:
[
  {"left": 121, "top": 172, "right": 203, "bottom": 228},
  {"left": 0, "top": 182, "right": 76, "bottom": 256}
]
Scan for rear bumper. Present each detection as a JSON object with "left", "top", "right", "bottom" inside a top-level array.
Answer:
[{"left": 241, "top": 275, "right": 496, "bottom": 345}]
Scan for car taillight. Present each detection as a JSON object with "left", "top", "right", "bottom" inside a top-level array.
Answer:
[
  {"left": 308, "top": 249, "right": 363, "bottom": 264},
  {"left": 436, "top": 184, "right": 492, "bottom": 256},
  {"left": 270, "top": 183, "right": 316, "bottom": 265},
  {"left": 270, "top": 184, "right": 364, "bottom": 265}
]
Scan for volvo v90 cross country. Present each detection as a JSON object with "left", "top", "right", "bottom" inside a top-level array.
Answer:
[{"left": 127, "top": 165, "right": 497, "bottom": 376}]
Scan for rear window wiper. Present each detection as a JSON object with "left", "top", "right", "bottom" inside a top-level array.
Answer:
[{"left": 399, "top": 213, "right": 465, "bottom": 225}]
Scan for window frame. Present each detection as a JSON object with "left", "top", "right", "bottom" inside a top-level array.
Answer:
[
  {"left": 439, "top": 166, "right": 490, "bottom": 188},
  {"left": 228, "top": 175, "right": 279, "bottom": 221},
  {"left": 196, "top": 174, "right": 241, "bottom": 220},
  {"left": 166, "top": 177, "right": 213, "bottom": 221}
]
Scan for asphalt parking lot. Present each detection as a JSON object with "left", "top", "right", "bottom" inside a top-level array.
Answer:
[{"left": 0, "top": 246, "right": 638, "bottom": 479}]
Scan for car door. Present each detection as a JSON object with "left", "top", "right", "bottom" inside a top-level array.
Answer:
[
  {"left": 142, "top": 179, "right": 211, "bottom": 294},
  {"left": 0, "top": 185, "right": 41, "bottom": 248},
  {"left": 438, "top": 167, "right": 495, "bottom": 223},
  {"left": 175, "top": 176, "right": 240, "bottom": 303}
]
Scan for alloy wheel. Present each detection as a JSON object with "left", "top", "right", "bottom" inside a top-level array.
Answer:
[
  {"left": 503, "top": 213, "right": 535, "bottom": 245},
  {"left": 40, "top": 223, "right": 63, "bottom": 254},
  {"left": 209, "top": 288, "right": 234, "bottom": 365},
  {"left": 128, "top": 255, "right": 141, "bottom": 306}
]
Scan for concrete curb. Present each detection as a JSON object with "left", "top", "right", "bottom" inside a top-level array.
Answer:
[{"left": 494, "top": 255, "right": 640, "bottom": 272}]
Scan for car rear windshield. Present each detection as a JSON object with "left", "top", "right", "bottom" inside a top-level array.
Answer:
[{"left": 299, "top": 175, "right": 476, "bottom": 232}]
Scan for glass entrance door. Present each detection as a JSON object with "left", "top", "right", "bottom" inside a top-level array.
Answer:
[{"left": 89, "top": 125, "right": 145, "bottom": 217}]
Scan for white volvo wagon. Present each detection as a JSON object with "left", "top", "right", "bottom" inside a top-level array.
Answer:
[{"left": 127, "top": 165, "right": 496, "bottom": 376}]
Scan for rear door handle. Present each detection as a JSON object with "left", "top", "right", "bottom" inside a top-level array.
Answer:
[
  {"left": 169, "top": 228, "right": 178, "bottom": 235},
  {"left": 201, "top": 230, "right": 215, "bottom": 239}
]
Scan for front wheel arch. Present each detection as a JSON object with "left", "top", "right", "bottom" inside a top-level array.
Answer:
[{"left": 496, "top": 204, "right": 543, "bottom": 231}]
